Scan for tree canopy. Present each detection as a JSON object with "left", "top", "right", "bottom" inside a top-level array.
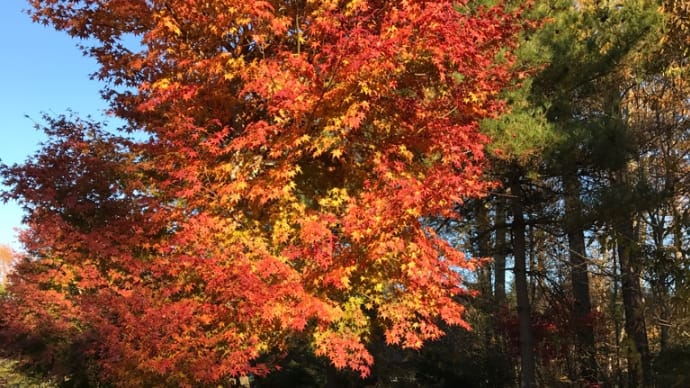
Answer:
[
  {"left": 1, "top": 0, "right": 524, "bottom": 385},
  {"left": 4, "top": 1, "right": 689, "bottom": 386}
]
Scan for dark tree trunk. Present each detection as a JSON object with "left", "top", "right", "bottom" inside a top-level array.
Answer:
[
  {"left": 476, "top": 201, "right": 494, "bottom": 349},
  {"left": 650, "top": 209, "right": 671, "bottom": 352},
  {"left": 509, "top": 173, "right": 536, "bottom": 388},
  {"left": 615, "top": 214, "right": 651, "bottom": 387},
  {"left": 563, "top": 172, "right": 599, "bottom": 383},
  {"left": 494, "top": 198, "right": 507, "bottom": 307},
  {"left": 476, "top": 202, "right": 493, "bottom": 297}
]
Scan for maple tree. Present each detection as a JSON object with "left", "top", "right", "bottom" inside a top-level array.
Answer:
[{"left": 2, "top": 0, "right": 524, "bottom": 385}]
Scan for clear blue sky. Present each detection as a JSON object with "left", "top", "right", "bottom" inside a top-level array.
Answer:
[{"left": 0, "top": 1, "right": 115, "bottom": 249}]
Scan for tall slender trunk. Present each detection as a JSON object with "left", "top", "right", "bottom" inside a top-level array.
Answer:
[
  {"left": 563, "top": 172, "right": 599, "bottom": 383},
  {"left": 494, "top": 198, "right": 508, "bottom": 353},
  {"left": 604, "top": 90, "right": 651, "bottom": 386},
  {"left": 612, "top": 245, "right": 624, "bottom": 387},
  {"left": 476, "top": 201, "right": 494, "bottom": 349},
  {"left": 495, "top": 198, "right": 507, "bottom": 306},
  {"left": 510, "top": 173, "right": 536, "bottom": 388},
  {"left": 477, "top": 202, "right": 493, "bottom": 297},
  {"left": 666, "top": 200, "right": 688, "bottom": 349},
  {"left": 614, "top": 213, "right": 651, "bottom": 387},
  {"left": 650, "top": 210, "right": 671, "bottom": 351}
]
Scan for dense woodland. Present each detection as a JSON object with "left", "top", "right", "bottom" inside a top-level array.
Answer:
[{"left": 1, "top": 0, "right": 689, "bottom": 387}]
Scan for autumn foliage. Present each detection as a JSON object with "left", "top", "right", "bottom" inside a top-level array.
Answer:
[
  {"left": 1, "top": 0, "right": 522, "bottom": 385},
  {"left": 0, "top": 244, "right": 14, "bottom": 283}
]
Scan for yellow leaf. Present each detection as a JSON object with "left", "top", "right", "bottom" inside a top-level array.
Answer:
[
  {"left": 153, "top": 78, "right": 171, "bottom": 90},
  {"left": 340, "top": 275, "right": 351, "bottom": 289},
  {"left": 398, "top": 144, "right": 413, "bottom": 162},
  {"left": 162, "top": 17, "right": 181, "bottom": 36}
]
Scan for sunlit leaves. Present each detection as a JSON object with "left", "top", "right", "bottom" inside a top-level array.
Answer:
[
  {"left": 5, "top": 0, "right": 525, "bottom": 384},
  {"left": 0, "top": 245, "right": 14, "bottom": 283}
]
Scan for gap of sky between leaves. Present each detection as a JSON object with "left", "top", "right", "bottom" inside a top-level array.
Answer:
[{"left": 0, "top": 1, "right": 123, "bottom": 249}]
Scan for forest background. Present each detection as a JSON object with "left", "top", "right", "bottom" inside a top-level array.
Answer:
[{"left": 1, "top": 0, "right": 689, "bottom": 387}]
